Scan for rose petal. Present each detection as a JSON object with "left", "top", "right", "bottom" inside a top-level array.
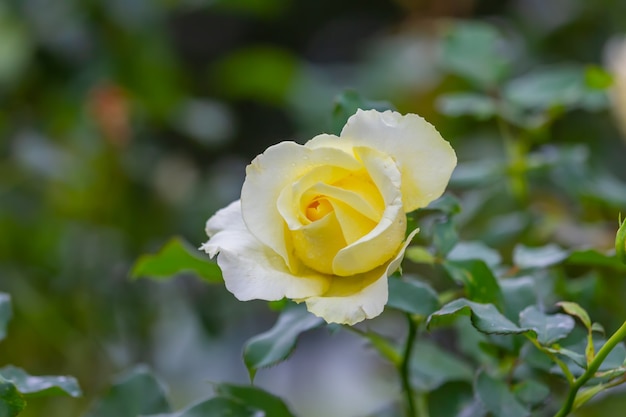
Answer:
[
  {"left": 340, "top": 109, "right": 457, "bottom": 212},
  {"left": 332, "top": 147, "right": 406, "bottom": 276},
  {"left": 304, "top": 228, "right": 419, "bottom": 325},
  {"left": 201, "top": 201, "right": 330, "bottom": 300},
  {"left": 242, "top": 141, "right": 360, "bottom": 270}
]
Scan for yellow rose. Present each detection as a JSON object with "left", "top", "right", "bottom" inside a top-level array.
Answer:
[{"left": 201, "top": 109, "right": 456, "bottom": 325}]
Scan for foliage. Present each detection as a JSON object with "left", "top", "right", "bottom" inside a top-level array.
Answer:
[{"left": 4, "top": 1, "right": 626, "bottom": 417}]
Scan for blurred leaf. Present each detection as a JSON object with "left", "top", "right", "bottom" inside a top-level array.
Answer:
[
  {"left": 513, "top": 379, "right": 550, "bottom": 407},
  {"left": 434, "top": 218, "right": 458, "bottom": 256},
  {"left": 331, "top": 90, "right": 395, "bottom": 135},
  {"left": 214, "top": 384, "right": 296, "bottom": 417},
  {"left": 268, "top": 299, "right": 290, "bottom": 312},
  {"left": 503, "top": 66, "right": 608, "bottom": 112},
  {"left": 404, "top": 246, "right": 436, "bottom": 265},
  {"left": 0, "top": 377, "right": 25, "bottom": 417},
  {"left": 519, "top": 306, "right": 575, "bottom": 346},
  {"left": 573, "top": 383, "right": 607, "bottom": 410},
  {"left": 513, "top": 244, "right": 569, "bottom": 269},
  {"left": 213, "top": 0, "right": 292, "bottom": 18},
  {"left": 423, "top": 194, "right": 462, "bottom": 216},
  {"left": 0, "top": 293, "right": 11, "bottom": 342},
  {"left": 585, "top": 65, "right": 613, "bottom": 90},
  {"left": 436, "top": 93, "right": 497, "bottom": 120},
  {"left": 475, "top": 371, "right": 530, "bottom": 417},
  {"left": 428, "top": 298, "right": 528, "bottom": 335},
  {"left": 0, "top": 10, "right": 33, "bottom": 86},
  {"left": 243, "top": 305, "right": 323, "bottom": 381},
  {"left": 567, "top": 249, "right": 626, "bottom": 271},
  {"left": 449, "top": 161, "right": 504, "bottom": 188},
  {"left": 387, "top": 278, "right": 439, "bottom": 317},
  {"left": 410, "top": 341, "right": 473, "bottom": 391},
  {"left": 84, "top": 366, "right": 170, "bottom": 417},
  {"left": 500, "top": 277, "right": 537, "bottom": 322},
  {"left": 428, "top": 382, "right": 477, "bottom": 417},
  {"left": 144, "top": 397, "right": 256, "bottom": 417},
  {"left": 442, "top": 260, "right": 504, "bottom": 308},
  {"left": 557, "top": 301, "right": 591, "bottom": 330},
  {"left": 211, "top": 47, "right": 299, "bottom": 105},
  {"left": 447, "top": 241, "right": 501, "bottom": 268},
  {"left": 0, "top": 366, "right": 81, "bottom": 398},
  {"left": 358, "top": 330, "right": 401, "bottom": 365},
  {"left": 130, "top": 237, "right": 222, "bottom": 283},
  {"left": 440, "top": 21, "right": 509, "bottom": 88}
]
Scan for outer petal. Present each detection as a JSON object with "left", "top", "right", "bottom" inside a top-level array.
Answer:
[
  {"left": 304, "top": 228, "right": 419, "bottom": 325},
  {"left": 241, "top": 141, "right": 360, "bottom": 270},
  {"left": 340, "top": 109, "right": 457, "bottom": 212},
  {"left": 201, "top": 200, "right": 330, "bottom": 300}
]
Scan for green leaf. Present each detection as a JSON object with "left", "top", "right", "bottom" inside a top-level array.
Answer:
[
  {"left": 0, "top": 366, "right": 81, "bottom": 398},
  {"left": 84, "top": 365, "right": 171, "bottom": 417},
  {"left": 567, "top": 248, "right": 626, "bottom": 271},
  {"left": 513, "top": 379, "right": 550, "bottom": 407},
  {"left": 214, "top": 384, "right": 295, "bottom": 417},
  {"left": 387, "top": 277, "right": 439, "bottom": 317},
  {"left": 436, "top": 93, "right": 497, "bottom": 120},
  {"left": 447, "top": 241, "right": 502, "bottom": 268},
  {"left": 428, "top": 382, "right": 477, "bottom": 417},
  {"left": 427, "top": 298, "right": 528, "bottom": 335},
  {"left": 585, "top": 65, "right": 613, "bottom": 90},
  {"left": 556, "top": 301, "right": 592, "bottom": 330},
  {"left": 410, "top": 341, "right": 474, "bottom": 391},
  {"left": 0, "top": 377, "right": 25, "bottom": 417},
  {"left": 145, "top": 397, "right": 256, "bottom": 417},
  {"left": 130, "top": 237, "right": 222, "bottom": 283},
  {"left": 404, "top": 246, "right": 436, "bottom": 265},
  {"left": 433, "top": 218, "right": 458, "bottom": 256},
  {"left": 422, "top": 194, "right": 462, "bottom": 216},
  {"left": 442, "top": 260, "right": 504, "bottom": 308},
  {"left": 513, "top": 244, "right": 569, "bottom": 269},
  {"left": 500, "top": 277, "right": 537, "bottom": 322},
  {"left": 211, "top": 47, "right": 299, "bottom": 105},
  {"left": 573, "top": 383, "right": 607, "bottom": 410},
  {"left": 519, "top": 306, "right": 575, "bottom": 346},
  {"left": 440, "top": 21, "right": 509, "bottom": 88},
  {"left": 331, "top": 90, "right": 394, "bottom": 135},
  {"left": 503, "top": 66, "right": 608, "bottom": 112},
  {"left": 0, "top": 293, "right": 11, "bottom": 342},
  {"left": 243, "top": 305, "right": 323, "bottom": 381},
  {"left": 475, "top": 371, "right": 530, "bottom": 417}
]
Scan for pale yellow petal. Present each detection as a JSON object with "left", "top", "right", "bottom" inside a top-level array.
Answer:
[
  {"left": 291, "top": 211, "right": 347, "bottom": 274},
  {"left": 304, "top": 228, "right": 419, "bottom": 325},
  {"left": 201, "top": 201, "right": 330, "bottom": 300},
  {"left": 341, "top": 109, "right": 457, "bottom": 212},
  {"left": 242, "top": 141, "right": 360, "bottom": 270},
  {"left": 332, "top": 147, "right": 406, "bottom": 276}
]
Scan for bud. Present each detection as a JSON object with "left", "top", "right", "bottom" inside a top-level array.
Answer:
[{"left": 617, "top": 215, "right": 626, "bottom": 264}]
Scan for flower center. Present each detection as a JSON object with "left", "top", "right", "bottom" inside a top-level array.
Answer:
[{"left": 305, "top": 197, "right": 333, "bottom": 221}]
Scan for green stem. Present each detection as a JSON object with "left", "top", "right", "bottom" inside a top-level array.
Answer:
[
  {"left": 554, "top": 320, "right": 626, "bottom": 417},
  {"left": 401, "top": 314, "right": 418, "bottom": 417}
]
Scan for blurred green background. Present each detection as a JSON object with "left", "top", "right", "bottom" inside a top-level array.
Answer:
[{"left": 2, "top": 0, "right": 626, "bottom": 416}]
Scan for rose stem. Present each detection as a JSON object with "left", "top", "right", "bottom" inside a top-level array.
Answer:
[{"left": 553, "top": 319, "right": 626, "bottom": 417}]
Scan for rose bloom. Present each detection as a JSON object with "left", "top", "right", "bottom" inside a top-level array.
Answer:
[{"left": 201, "top": 109, "right": 456, "bottom": 325}]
